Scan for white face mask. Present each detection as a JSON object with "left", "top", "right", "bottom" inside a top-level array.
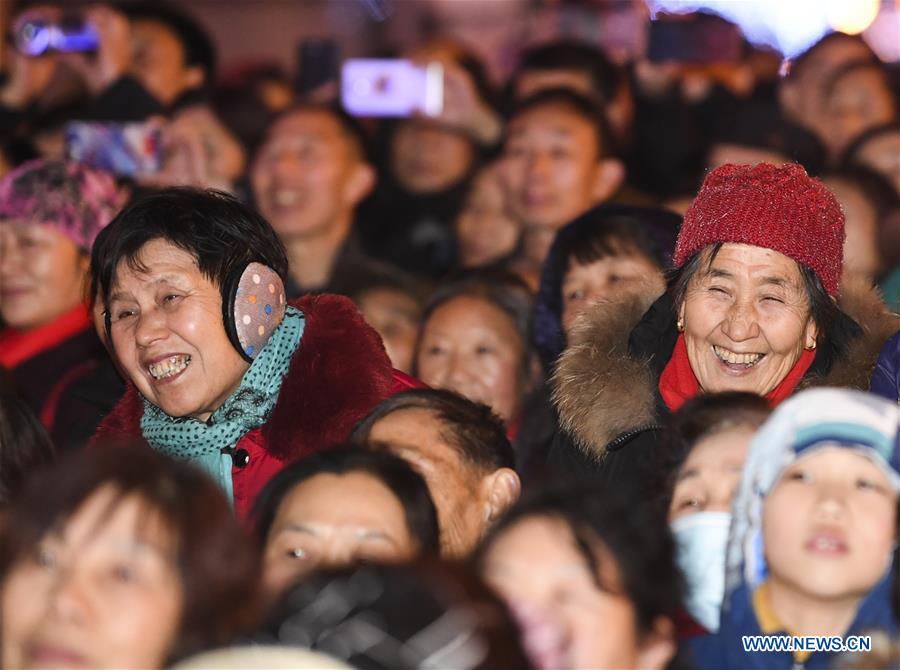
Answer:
[{"left": 670, "top": 511, "right": 732, "bottom": 632}]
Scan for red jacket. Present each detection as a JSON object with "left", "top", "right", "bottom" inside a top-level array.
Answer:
[{"left": 93, "top": 294, "right": 416, "bottom": 518}]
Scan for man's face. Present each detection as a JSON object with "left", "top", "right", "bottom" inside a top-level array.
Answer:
[
  {"left": 251, "top": 110, "right": 369, "bottom": 240},
  {"left": 368, "top": 408, "right": 489, "bottom": 557},
  {"left": 500, "top": 104, "right": 604, "bottom": 231},
  {"left": 130, "top": 19, "right": 200, "bottom": 107}
]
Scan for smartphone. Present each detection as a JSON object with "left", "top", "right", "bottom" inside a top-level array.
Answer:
[
  {"left": 65, "top": 122, "right": 163, "bottom": 178},
  {"left": 341, "top": 59, "right": 443, "bottom": 118},
  {"left": 647, "top": 17, "right": 743, "bottom": 64},
  {"left": 15, "top": 15, "right": 98, "bottom": 57}
]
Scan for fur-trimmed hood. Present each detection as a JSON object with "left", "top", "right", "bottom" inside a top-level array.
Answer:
[
  {"left": 93, "top": 293, "right": 396, "bottom": 460},
  {"left": 553, "top": 276, "right": 900, "bottom": 462}
]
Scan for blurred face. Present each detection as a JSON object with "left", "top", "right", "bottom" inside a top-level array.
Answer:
[
  {"left": 1, "top": 486, "right": 183, "bottom": 670},
  {"left": 357, "top": 288, "right": 420, "bottom": 375},
  {"left": 501, "top": 104, "right": 605, "bottom": 231},
  {"left": 130, "top": 19, "right": 200, "bottom": 107},
  {"left": 855, "top": 130, "right": 900, "bottom": 196},
  {"left": 561, "top": 253, "right": 665, "bottom": 333},
  {"left": 823, "top": 177, "right": 881, "bottom": 280},
  {"left": 252, "top": 110, "right": 370, "bottom": 240},
  {"left": 455, "top": 169, "right": 520, "bottom": 268},
  {"left": 107, "top": 240, "right": 250, "bottom": 422},
  {"left": 391, "top": 119, "right": 474, "bottom": 194},
  {"left": 368, "top": 407, "right": 491, "bottom": 557},
  {"left": 417, "top": 296, "right": 527, "bottom": 424},
  {"left": 668, "top": 426, "right": 755, "bottom": 522},
  {"left": 0, "top": 223, "right": 88, "bottom": 330},
  {"left": 679, "top": 244, "right": 817, "bottom": 396},
  {"left": 823, "top": 68, "right": 896, "bottom": 160},
  {"left": 262, "top": 472, "right": 417, "bottom": 596},
  {"left": 763, "top": 447, "right": 897, "bottom": 606},
  {"left": 482, "top": 515, "right": 673, "bottom": 670},
  {"left": 785, "top": 38, "right": 873, "bottom": 132}
]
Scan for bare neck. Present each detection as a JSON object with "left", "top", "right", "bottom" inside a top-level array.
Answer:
[{"left": 282, "top": 215, "right": 353, "bottom": 291}]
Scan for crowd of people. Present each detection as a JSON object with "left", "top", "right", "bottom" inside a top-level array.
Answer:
[{"left": 1, "top": 1, "right": 900, "bottom": 668}]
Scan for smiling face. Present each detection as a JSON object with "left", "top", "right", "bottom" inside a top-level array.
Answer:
[
  {"left": 1, "top": 486, "right": 183, "bottom": 670},
  {"left": 823, "top": 67, "right": 896, "bottom": 161},
  {"left": 416, "top": 296, "right": 527, "bottom": 424},
  {"left": 668, "top": 425, "right": 754, "bottom": 522},
  {"left": 763, "top": 447, "right": 897, "bottom": 606},
  {"left": 501, "top": 104, "right": 606, "bottom": 231},
  {"left": 262, "top": 471, "right": 417, "bottom": 597},
  {"left": 481, "top": 515, "right": 673, "bottom": 670},
  {"left": 251, "top": 110, "right": 371, "bottom": 241},
  {"left": 679, "top": 244, "right": 818, "bottom": 397},
  {"left": 106, "top": 239, "right": 249, "bottom": 422},
  {"left": 0, "top": 222, "right": 88, "bottom": 330}
]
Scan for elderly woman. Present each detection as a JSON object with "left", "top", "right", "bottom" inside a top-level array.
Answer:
[
  {"left": 0, "top": 159, "right": 125, "bottom": 445},
  {"left": 551, "top": 163, "right": 900, "bottom": 494},
  {"left": 91, "top": 187, "right": 402, "bottom": 518}
]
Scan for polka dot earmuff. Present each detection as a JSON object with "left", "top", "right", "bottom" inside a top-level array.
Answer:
[{"left": 222, "top": 262, "right": 287, "bottom": 362}]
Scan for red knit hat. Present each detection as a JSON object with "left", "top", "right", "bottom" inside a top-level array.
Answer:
[{"left": 674, "top": 163, "right": 845, "bottom": 295}]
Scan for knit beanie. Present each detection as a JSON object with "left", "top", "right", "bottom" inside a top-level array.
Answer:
[
  {"left": 0, "top": 159, "right": 125, "bottom": 252},
  {"left": 674, "top": 163, "right": 845, "bottom": 295}
]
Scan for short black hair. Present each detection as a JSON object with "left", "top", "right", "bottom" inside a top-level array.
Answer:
[
  {"left": 476, "top": 483, "right": 683, "bottom": 636},
  {"left": 91, "top": 187, "right": 288, "bottom": 313},
  {"left": 327, "top": 259, "right": 427, "bottom": 306},
  {"left": 415, "top": 268, "right": 539, "bottom": 387},
  {"left": 505, "top": 87, "right": 617, "bottom": 159},
  {"left": 516, "top": 40, "right": 624, "bottom": 104},
  {"left": 252, "top": 444, "right": 441, "bottom": 555},
  {"left": 351, "top": 389, "right": 515, "bottom": 473},
  {"left": 122, "top": 1, "right": 217, "bottom": 87}
]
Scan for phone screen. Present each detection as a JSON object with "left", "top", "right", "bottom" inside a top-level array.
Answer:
[
  {"left": 341, "top": 59, "right": 443, "bottom": 118},
  {"left": 65, "top": 122, "right": 162, "bottom": 177}
]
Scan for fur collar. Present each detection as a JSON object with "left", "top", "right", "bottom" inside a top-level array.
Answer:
[
  {"left": 93, "top": 294, "right": 395, "bottom": 460},
  {"left": 552, "top": 276, "right": 900, "bottom": 461}
]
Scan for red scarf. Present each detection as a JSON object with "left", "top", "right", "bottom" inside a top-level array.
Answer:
[
  {"left": 658, "top": 334, "right": 816, "bottom": 412},
  {"left": 0, "top": 304, "right": 93, "bottom": 370}
]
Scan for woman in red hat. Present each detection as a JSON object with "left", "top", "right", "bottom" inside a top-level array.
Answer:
[{"left": 548, "top": 162, "right": 900, "bottom": 496}]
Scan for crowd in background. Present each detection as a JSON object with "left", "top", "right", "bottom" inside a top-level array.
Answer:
[{"left": 1, "top": 1, "right": 900, "bottom": 668}]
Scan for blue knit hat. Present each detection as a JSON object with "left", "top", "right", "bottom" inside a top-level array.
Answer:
[{"left": 726, "top": 388, "right": 900, "bottom": 599}]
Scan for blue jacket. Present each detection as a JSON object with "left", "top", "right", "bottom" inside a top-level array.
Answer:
[
  {"left": 872, "top": 331, "right": 900, "bottom": 403},
  {"left": 689, "top": 575, "right": 896, "bottom": 670}
]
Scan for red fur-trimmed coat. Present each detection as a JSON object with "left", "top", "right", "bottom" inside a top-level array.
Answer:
[{"left": 93, "top": 294, "right": 420, "bottom": 519}]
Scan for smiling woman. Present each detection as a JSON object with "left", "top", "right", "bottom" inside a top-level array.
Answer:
[
  {"left": 550, "top": 162, "right": 900, "bottom": 498},
  {"left": 91, "top": 188, "right": 401, "bottom": 518}
]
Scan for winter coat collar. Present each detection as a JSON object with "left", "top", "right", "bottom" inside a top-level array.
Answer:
[
  {"left": 553, "top": 276, "right": 900, "bottom": 462},
  {"left": 93, "top": 294, "right": 395, "bottom": 461}
]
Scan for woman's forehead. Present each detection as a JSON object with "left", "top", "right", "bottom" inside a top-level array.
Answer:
[{"left": 112, "top": 240, "right": 202, "bottom": 288}]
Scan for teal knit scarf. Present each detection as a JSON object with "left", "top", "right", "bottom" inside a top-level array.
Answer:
[{"left": 140, "top": 306, "right": 305, "bottom": 503}]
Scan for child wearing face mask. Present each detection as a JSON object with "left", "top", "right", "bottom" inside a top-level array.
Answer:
[
  {"left": 665, "top": 392, "right": 770, "bottom": 635},
  {"left": 690, "top": 388, "right": 900, "bottom": 670}
]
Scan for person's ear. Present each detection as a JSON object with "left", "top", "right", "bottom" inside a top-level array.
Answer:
[
  {"left": 591, "top": 158, "right": 625, "bottom": 204},
  {"left": 635, "top": 616, "right": 677, "bottom": 670},
  {"left": 803, "top": 317, "right": 818, "bottom": 351},
  {"left": 482, "top": 468, "right": 521, "bottom": 525},
  {"left": 184, "top": 65, "right": 205, "bottom": 91},
  {"left": 343, "top": 162, "right": 377, "bottom": 208}
]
